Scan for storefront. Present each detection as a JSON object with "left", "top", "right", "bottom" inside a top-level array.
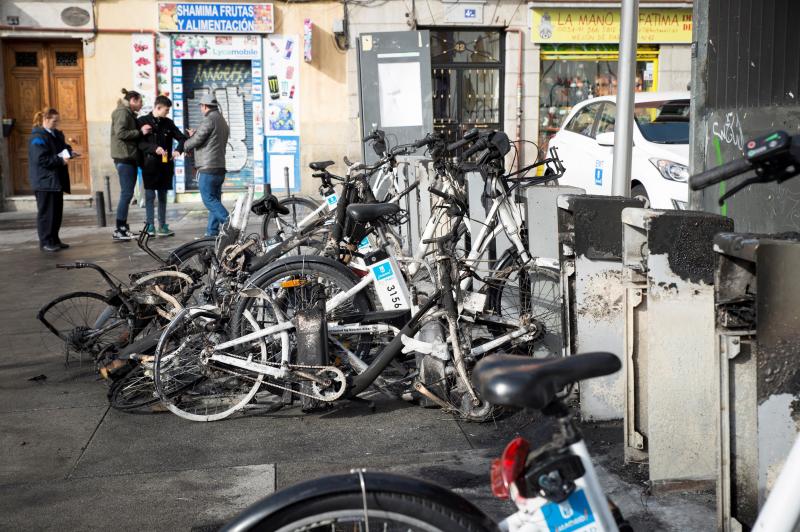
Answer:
[
  {"left": 153, "top": 2, "right": 302, "bottom": 199},
  {"left": 531, "top": 6, "right": 693, "bottom": 147}
]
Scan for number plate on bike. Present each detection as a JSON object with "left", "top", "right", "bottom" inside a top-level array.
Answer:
[
  {"left": 368, "top": 256, "right": 410, "bottom": 311},
  {"left": 539, "top": 489, "right": 596, "bottom": 532}
]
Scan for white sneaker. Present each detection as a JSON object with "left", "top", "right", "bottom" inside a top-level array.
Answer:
[{"left": 112, "top": 227, "right": 134, "bottom": 241}]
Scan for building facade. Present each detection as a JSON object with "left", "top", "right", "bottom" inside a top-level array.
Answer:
[{"left": 0, "top": 0, "right": 692, "bottom": 210}]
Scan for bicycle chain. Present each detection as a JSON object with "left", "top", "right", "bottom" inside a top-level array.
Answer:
[{"left": 210, "top": 354, "right": 348, "bottom": 402}]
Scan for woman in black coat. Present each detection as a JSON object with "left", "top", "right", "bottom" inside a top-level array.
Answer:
[
  {"left": 137, "top": 95, "right": 187, "bottom": 236},
  {"left": 28, "top": 108, "right": 77, "bottom": 252}
]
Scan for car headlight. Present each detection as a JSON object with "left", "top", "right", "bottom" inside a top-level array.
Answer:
[{"left": 649, "top": 158, "right": 689, "bottom": 182}]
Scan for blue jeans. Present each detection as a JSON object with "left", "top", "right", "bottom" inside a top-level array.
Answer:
[
  {"left": 115, "top": 162, "right": 137, "bottom": 225},
  {"left": 198, "top": 172, "right": 228, "bottom": 236},
  {"left": 145, "top": 189, "right": 168, "bottom": 226}
]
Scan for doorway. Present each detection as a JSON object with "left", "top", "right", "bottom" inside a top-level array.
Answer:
[
  {"left": 3, "top": 40, "right": 90, "bottom": 195},
  {"left": 429, "top": 29, "right": 504, "bottom": 145}
]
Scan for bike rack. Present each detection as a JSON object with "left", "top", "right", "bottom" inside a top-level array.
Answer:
[
  {"left": 620, "top": 208, "right": 732, "bottom": 488},
  {"left": 557, "top": 195, "right": 644, "bottom": 421},
  {"left": 714, "top": 233, "right": 800, "bottom": 530}
]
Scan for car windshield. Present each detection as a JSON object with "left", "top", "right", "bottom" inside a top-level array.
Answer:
[{"left": 634, "top": 99, "right": 690, "bottom": 144}]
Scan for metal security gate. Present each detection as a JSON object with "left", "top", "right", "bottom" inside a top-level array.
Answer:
[{"left": 428, "top": 28, "right": 504, "bottom": 146}]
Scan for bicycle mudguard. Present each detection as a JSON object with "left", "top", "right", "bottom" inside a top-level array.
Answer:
[
  {"left": 244, "top": 254, "right": 361, "bottom": 288},
  {"left": 167, "top": 237, "right": 216, "bottom": 264},
  {"left": 221, "top": 471, "right": 497, "bottom": 532}
]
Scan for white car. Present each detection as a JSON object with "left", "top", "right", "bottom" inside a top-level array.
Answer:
[{"left": 548, "top": 91, "right": 690, "bottom": 210}]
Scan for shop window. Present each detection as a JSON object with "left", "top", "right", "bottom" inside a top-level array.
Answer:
[
  {"left": 539, "top": 45, "right": 659, "bottom": 147},
  {"left": 565, "top": 103, "right": 601, "bottom": 137},
  {"left": 15, "top": 51, "right": 37, "bottom": 67},
  {"left": 55, "top": 51, "right": 79, "bottom": 67}
]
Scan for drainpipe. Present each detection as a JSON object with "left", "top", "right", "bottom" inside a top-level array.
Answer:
[{"left": 505, "top": 28, "right": 524, "bottom": 173}]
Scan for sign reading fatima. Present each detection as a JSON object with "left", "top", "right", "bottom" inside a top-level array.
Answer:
[
  {"left": 531, "top": 8, "right": 692, "bottom": 44},
  {"left": 158, "top": 3, "right": 274, "bottom": 33}
]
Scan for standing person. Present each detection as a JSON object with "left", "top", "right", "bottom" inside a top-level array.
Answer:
[
  {"left": 110, "top": 88, "right": 151, "bottom": 241},
  {"left": 29, "top": 108, "right": 77, "bottom": 252},
  {"left": 183, "top": 94, "right": 230, "bottom": 237},
  {"left": 137, "top": 95, "right": 187, "bottom": 237}
]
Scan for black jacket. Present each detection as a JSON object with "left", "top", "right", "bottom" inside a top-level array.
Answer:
[
  {"left": 28, "top": 127, "right": 72, "bottom": 193},
  {"left": 137, "top": 113, "right": 188, "bottom": 190}
]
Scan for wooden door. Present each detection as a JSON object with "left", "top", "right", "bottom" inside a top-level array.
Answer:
[{"left": 3, "top": 41, "right": 90, "bottom": 195}]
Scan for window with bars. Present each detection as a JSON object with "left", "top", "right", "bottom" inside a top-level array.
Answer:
[
  {"left": 15, "top": 51, "right": 37, "bottom": 67},
  {"left": 55, "top": 51, "right": 79, "bottom": 67}
]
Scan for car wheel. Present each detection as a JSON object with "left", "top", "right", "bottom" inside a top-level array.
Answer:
[{"left": 631, "top": 184, "right": 650, "bottom": 208}]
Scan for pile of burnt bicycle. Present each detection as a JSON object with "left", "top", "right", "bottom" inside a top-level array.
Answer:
[{"left": 37, "top": 128, "right": 568, "bottom": 422}]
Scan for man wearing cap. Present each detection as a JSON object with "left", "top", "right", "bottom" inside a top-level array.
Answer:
[{"left": 184, "top": 94, "right": 230, "bottom": 236}]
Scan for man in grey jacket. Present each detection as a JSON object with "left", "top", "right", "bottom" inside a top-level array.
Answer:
[{"left": 184, "top": 94, "right": 230, "bottom": 236}]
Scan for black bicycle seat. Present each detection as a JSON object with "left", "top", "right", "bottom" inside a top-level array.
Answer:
[
  {"left": 473, "top": 352, "right": 621, "bottom": 410},
  {"left": 309, "top": 160, "right": 335, "bottom": 171},
  {"left": 251, "top": 195, "right": 290, "bottom": 216},
  {"left": 346, "top": 202, "right": 400, "bottom": 223}
]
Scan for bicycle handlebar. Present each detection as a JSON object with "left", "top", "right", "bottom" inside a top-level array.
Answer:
[{"left": 689, "top": 158, "right": 753, "bottom": 190}]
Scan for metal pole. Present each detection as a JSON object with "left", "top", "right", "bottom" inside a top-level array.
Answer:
[
  {"left": 283, "top": 166, "right": 291, "bottom": 198},
  {"left": 611, "top": 0, "right": 639, "bottom": 197},
  {"left": 104, "top": 175, "right": 113, "bottom": 213},
  {"left": 94, "top": 191, "right": 107, "bottom": 227}
]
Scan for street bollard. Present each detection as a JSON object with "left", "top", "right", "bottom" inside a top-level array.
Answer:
[
  {"left": 265, "top": 183, "right": 272, "bottom": 196},
  {"left": 95, "top": 191, "right": 107, "bottom": 227},
  {"left": 283, "top": 166, "right": 291, "bottom": 197},
  {"left": 104, "top": 175, "right": 113, "bottom": 213}
]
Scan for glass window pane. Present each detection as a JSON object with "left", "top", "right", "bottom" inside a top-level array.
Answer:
[
  {"left": 15, "top": 51, "right": 37, "bottom": 67},
  {"left": 55, "top": 51, "right": 79, "bottom": 67},
  {"left": 565, "top": 103, "right": 600, "bottom": 137},
  {"left": 462, "top": 68, "right": 500, "bottom": 124},
  {"left": 432, "top": 68, "right": 458, "bottom": 126},
  {"left": 596, "top": 103, "right": 616, "bottom": 134},
  {"left": 431, "top": 30, "right": 501, "bottom": 64}
]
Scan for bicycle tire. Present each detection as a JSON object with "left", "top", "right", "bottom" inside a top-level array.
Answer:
[
  {"left": 108, "top": 364, "right": 159, "bottom": 412},
  {"left": 231, "top": 488, "right": 498, "bottom": 532},
  {"left": 231, "top": 257, "right": 375, "bottom": 405},
  {"left": 153, "top": 307, "right": 270, "bottom": 422},
  {"left": 38, "top": 291, "right": 131, "bottom": 363},
  {"left": 167, "top": 239, "right": 217, "bottom": 304},
  {"left": 486, "top": 259, "right": 563, "bottom": 358},
  {"left": 261, "top": 196, "right": 320, "bottom": 240}
]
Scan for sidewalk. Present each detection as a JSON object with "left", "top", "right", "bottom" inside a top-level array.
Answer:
[{"left": 0, "top": 208, "right": 715, "bottom": 531}]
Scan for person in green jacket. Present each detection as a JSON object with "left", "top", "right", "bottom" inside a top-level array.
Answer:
[{"left": 110, "top": 88, "right": 151, "bottom": 241}]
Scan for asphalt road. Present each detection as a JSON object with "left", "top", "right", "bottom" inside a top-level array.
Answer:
[{"left": 0, "top": 204, "right": 714, "bottom": 531}]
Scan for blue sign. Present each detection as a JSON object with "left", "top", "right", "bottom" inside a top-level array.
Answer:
[
  {"left": 541, "top": 489, "right": 596, "bottom": 532},
  {"left": 159, "top": 3, "right": 274, "bottom": 34},
  {"left": 464, "top": 8, "right": 477, "bottom": 18},
  {"left": 372, "top": 262, "right": 395, "bottom": 281},
  {"left": 594, "top": 160, "right": 603, "bottom": 185}
]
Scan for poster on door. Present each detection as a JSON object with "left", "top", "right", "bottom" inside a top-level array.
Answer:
[
  {"left": 263, "top": 35, "right": 300, "bottom": 136},
  {"left": 131, "top": 34, "right": 157, "bottom": 114},
  {"left": 170, "top": 34, "right": 264, "bottom": 193}
]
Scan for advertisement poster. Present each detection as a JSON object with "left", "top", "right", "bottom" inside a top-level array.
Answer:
[
  {"left": 264, "top": 35, "right": 300, "bottom": 137},
  {"left": 156, "top": 35, "right": 172, "bottom": 98},
  {"left": 131, "top": 34, "right": 157, "bottom": 113},
  {"left": 170, "top": 34, "right": 264, "bottom": 193},
  {"left": 266, "top": 136, "right": 300, "bottom": 192},
  {"left": 158, "top": 3, "right": 274, "bottom": 34}
]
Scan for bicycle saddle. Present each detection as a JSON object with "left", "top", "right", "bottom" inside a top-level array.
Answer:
[
  {"left": 473, "top": 352, "right": 621, "bottom": 410},
  {"left": 309, "top": 160, "right": 335, "bottom": 171},
  {"left": 251, "top": 194, "right": 290, "bottom": 216},
  {"left": 346, "top": 202, "right": 400, "bottom": 223}
]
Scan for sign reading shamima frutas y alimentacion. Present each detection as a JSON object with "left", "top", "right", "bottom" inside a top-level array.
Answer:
[{"left": 158, "top": 3, "right": 274, "bottom": 34}]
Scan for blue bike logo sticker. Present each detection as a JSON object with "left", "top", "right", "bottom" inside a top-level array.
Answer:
[
  {"left": 371, "top": 261, "right": 394, "bottom": 281},
  {"left": 326, "top": 194, "right": 338, "bottom": 210},
  {"left": 541, "top": 489, "right": 595, "bottom": 532},
  {"left": 594, "top": 160, "right": 603, "bottom": 186}
]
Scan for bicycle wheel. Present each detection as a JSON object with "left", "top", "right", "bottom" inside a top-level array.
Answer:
[
  {"left": 38, "top": 292, "right": 131, "bottom": 364},
  {"left": 261, "top": 196, "right": 320, "bottom": 240},
  {"left": 486, "top": 261, "right": 563, "bottom": 358},
  {"left": 108, "top": 363, "right": 159, "bottom": 412},
  {"left": 167, "top": 239, "right": 216, "bottom": 305},
  {"left": 231, "top": 257, "right": 376, "bottom": 378},
  {"left": 153, "top": 307, "right": 270, "bottom": 422},
  {"left": 230, "top": 488, "right": 497, "bottom": 532}
]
